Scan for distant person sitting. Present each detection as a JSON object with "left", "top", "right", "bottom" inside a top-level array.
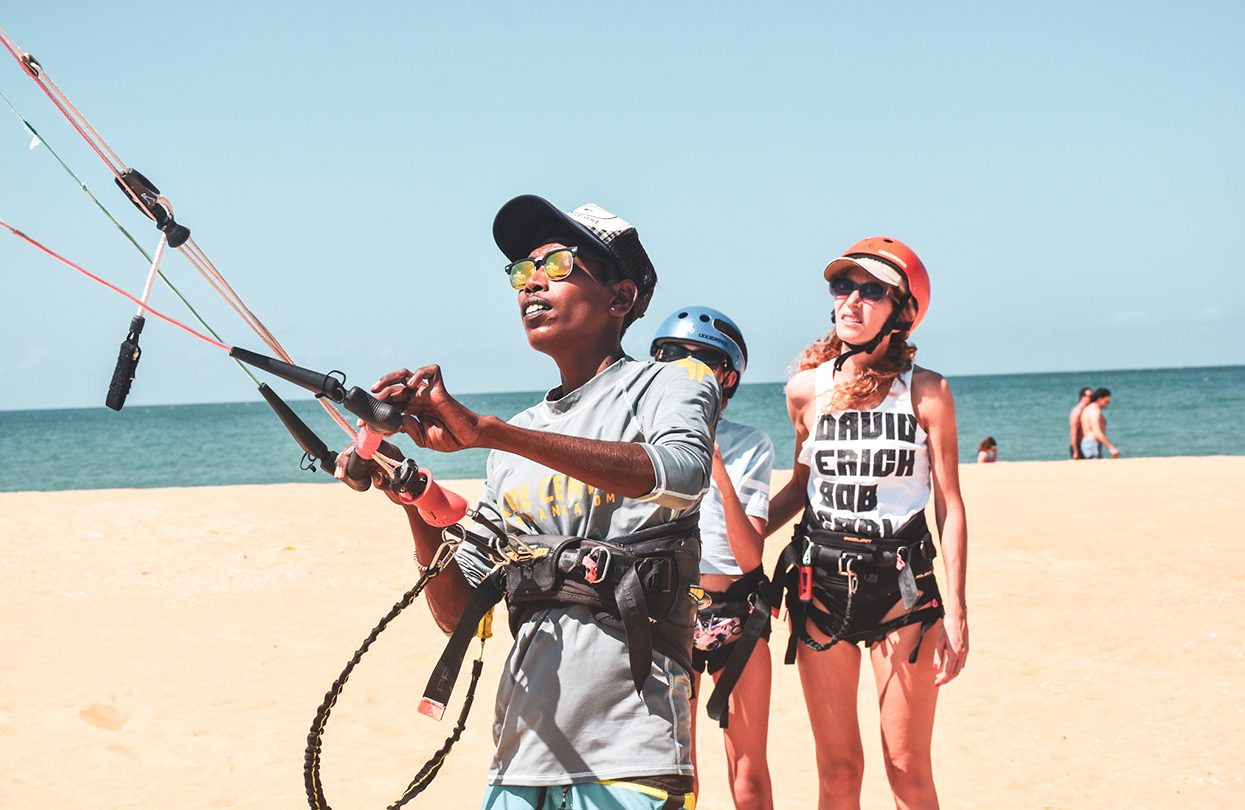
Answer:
[
  {"left": 1069, "top": 387, "right": 1092, "bottom": 459},
  {"left": 977, "top": 436, "right": 998, "bottom": 463},
  {"left": 1079, "top": 388, "right": 1120, "bottom": 459}
]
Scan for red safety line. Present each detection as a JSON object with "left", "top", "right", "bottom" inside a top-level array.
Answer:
[{"left": 0, "top": 218, "right": 229, "bottom": 351}]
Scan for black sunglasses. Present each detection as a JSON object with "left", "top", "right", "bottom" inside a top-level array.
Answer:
[
  {"left": 653, "top": 343, "right": 729, "bottom": 370},
  {"left": 830, "top": 276, "right": 890, "bottom": 302}
]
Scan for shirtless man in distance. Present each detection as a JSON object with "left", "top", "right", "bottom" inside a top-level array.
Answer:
[
  {"left": 1068, "top": 387, "right": 1092, "bottom": 459},
  {"left": 1079, "top": 388, "right": 1120, "bottom": 459}
]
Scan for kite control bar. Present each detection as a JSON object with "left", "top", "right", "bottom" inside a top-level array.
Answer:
[
  {"left": 229, "top": 347, "right": 403, "bottom": 433},
  {"left": 258, "top": 383, "right": 338, "bottom": 475},
  {"left": 257, "top": 376, "right": 469, "bottom": 529}
]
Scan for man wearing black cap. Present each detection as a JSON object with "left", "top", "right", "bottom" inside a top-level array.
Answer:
[{"left": 351, "top": 195, "right": 720, "bottom": 808}]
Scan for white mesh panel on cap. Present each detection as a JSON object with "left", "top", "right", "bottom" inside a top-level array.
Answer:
[{"left": 567, "top": 203, "right": 634, "bottom": 243}]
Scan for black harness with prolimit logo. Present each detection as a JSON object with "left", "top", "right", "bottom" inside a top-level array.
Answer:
[
  {"left": 773, "top": 512, "right": 944, "bottom": 664},
  {"left": 422, "top": 513, "right": 702, "bottom": 716}
]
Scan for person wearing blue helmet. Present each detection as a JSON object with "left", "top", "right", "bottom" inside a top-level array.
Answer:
[{"left": 651, "top": 306, "right": 776, "bottom": 809}]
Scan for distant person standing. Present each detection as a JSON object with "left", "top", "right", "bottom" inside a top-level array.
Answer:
[
  {"left": 977, "top": 436, "right": 998, "bottom": 463},
  {"left": 1069, "top": 387, "right": 1092, "bottom": 459},
  {"left": 1079, "top": 388, "right": 1120, "bottom": 459}
]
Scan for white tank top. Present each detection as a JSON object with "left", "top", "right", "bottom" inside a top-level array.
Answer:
[{"left": 797, "top": 364, "right": 931, "bottom": 538}]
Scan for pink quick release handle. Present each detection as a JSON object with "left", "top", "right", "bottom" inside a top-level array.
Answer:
[
  {"left": 344, "top": 424, "right": 386, "bottom": 485},
  {"left": 355, "top": 425, "right": 384, "bottom": 459},
  {"left": 399, "top": 468, "right": 469, "bottom": 527}
]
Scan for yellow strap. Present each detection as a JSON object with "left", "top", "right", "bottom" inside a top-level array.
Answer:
[
  {"left": 595, "top": 780, "right": 696, "bottom": 809},
  {"left": 477, "top": 605, "right": 494, "bottom": 640}
]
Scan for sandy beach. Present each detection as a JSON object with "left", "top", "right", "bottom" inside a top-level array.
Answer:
[{"left": 2, "top": 457, "right": 1243, "bottom": 808}]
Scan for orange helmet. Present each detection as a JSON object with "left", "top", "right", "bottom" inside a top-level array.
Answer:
[{"left": 823, "top": 236, "right": 930, "bottom": 333}]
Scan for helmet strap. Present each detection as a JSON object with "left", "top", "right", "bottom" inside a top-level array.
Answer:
[{"left": 832, "top": 291, "right": 913, "bottom": 373}]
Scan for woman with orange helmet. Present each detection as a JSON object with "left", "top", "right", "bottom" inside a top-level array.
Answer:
[{"left": 767, "top": 236, "right": 969, "bottom": 808}]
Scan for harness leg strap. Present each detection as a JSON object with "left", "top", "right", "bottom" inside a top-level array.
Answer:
[
  {"left": 771, "top": 543, "right": 804, "bottom": 666},
  {"left": 704, "top": 590, "right": 770, "bottom": 728},
  {"left": 904, "top": 608, "right": 942, "bottom": 664},
  {"left": 615, "top": 564, "right": 654, "bottom": 693}
]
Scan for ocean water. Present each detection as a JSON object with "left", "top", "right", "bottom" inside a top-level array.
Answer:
[{"left": 1, "top": 365, "right": 1241, "bottom": 493}]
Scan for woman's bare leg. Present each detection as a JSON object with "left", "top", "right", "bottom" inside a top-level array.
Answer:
[
  {"left": 870, "top": 619, "right": 942, "bottom": 810},
  {"left": 797, "top": 638, "right": 865, "bottom": 809},
  {"left": 717, "top": 639, "right": 774, "bottom": 809}
]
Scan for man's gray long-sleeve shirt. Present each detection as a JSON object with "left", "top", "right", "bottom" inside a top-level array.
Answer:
[{"left": 456, "top": 356, "right": 721, "bottom": 786}]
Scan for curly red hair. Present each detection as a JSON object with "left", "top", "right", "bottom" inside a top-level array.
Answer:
[{"left": 796, "top": 295, "right": 918, "bottom": 411}]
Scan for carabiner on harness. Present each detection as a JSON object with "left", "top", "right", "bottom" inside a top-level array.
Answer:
[
  {"left": 582, "top": 546, "right": 613, "bottom": 585},
  {"left": 837, "top": 553, "right": 861, "bottom": 596}
]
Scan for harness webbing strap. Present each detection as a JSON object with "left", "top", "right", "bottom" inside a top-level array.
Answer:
[
  {"left": 387, "top": 657, "right": 486, "bottom": 809},
  {"left": 616, "top": 562, "right": 655, "bottom": 694},
  {"left": 773, "top": 542, "right": 805, "bottom": 665},
  {"left": 703, "top": 584, "right": 771, "bottom": 728},
  {"left": 420, "top": 573, "right": 504, "bottom": 719}
]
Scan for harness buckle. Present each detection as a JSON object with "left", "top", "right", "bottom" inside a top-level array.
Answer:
[
  {"left": 503, "top": 541, "right": 549, "bottom": 565},
  {"left": 582, "top": 547, "right": 613, "bottom": 585}
]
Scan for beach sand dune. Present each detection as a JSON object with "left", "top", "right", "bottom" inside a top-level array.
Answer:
[{"left": 2, "top": 457, "right": 1242, "bottom": 808}]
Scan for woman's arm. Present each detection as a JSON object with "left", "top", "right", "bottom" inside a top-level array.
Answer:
[
  {"left": 711, "top": 444, "right": 769, "bottom": 572},
  {"left": 913, "top": 368, "right": 969, "bottom": 686},
  {"left": 765, "top": 371, "right": 813, "bottom": 536}
]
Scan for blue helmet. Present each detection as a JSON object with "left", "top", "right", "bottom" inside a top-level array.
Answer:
[{"left": 650, "top": 306, "right": 748, "bottom": 377}]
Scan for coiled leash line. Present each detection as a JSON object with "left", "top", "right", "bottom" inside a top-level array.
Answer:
[
  {"left": 299, "top": 440, "right": 498, "bottom": 808},
  {"left": 304, "top": 539, "right": 498, "bottom": 810}
]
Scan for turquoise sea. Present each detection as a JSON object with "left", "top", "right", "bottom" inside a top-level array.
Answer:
[{"left": 1, "top": 365, "right": 1241, "bottom": 493}]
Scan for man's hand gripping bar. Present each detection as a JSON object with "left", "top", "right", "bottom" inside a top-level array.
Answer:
[{"left": 352, "top": 425, "right": 470, "bottom": 526}]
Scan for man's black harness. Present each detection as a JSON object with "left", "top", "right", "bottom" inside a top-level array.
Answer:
[{"left": 422, "top": 514, "right": 702, "bottom": 716}]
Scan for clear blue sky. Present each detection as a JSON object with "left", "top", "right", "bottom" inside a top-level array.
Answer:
[{"left": 2, "top": 1, "right": 1241, "bottom": 410}]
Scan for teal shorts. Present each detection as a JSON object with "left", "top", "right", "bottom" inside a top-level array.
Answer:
[{"left": 480, "top": 781, "right": 694, "bottom": 809}]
